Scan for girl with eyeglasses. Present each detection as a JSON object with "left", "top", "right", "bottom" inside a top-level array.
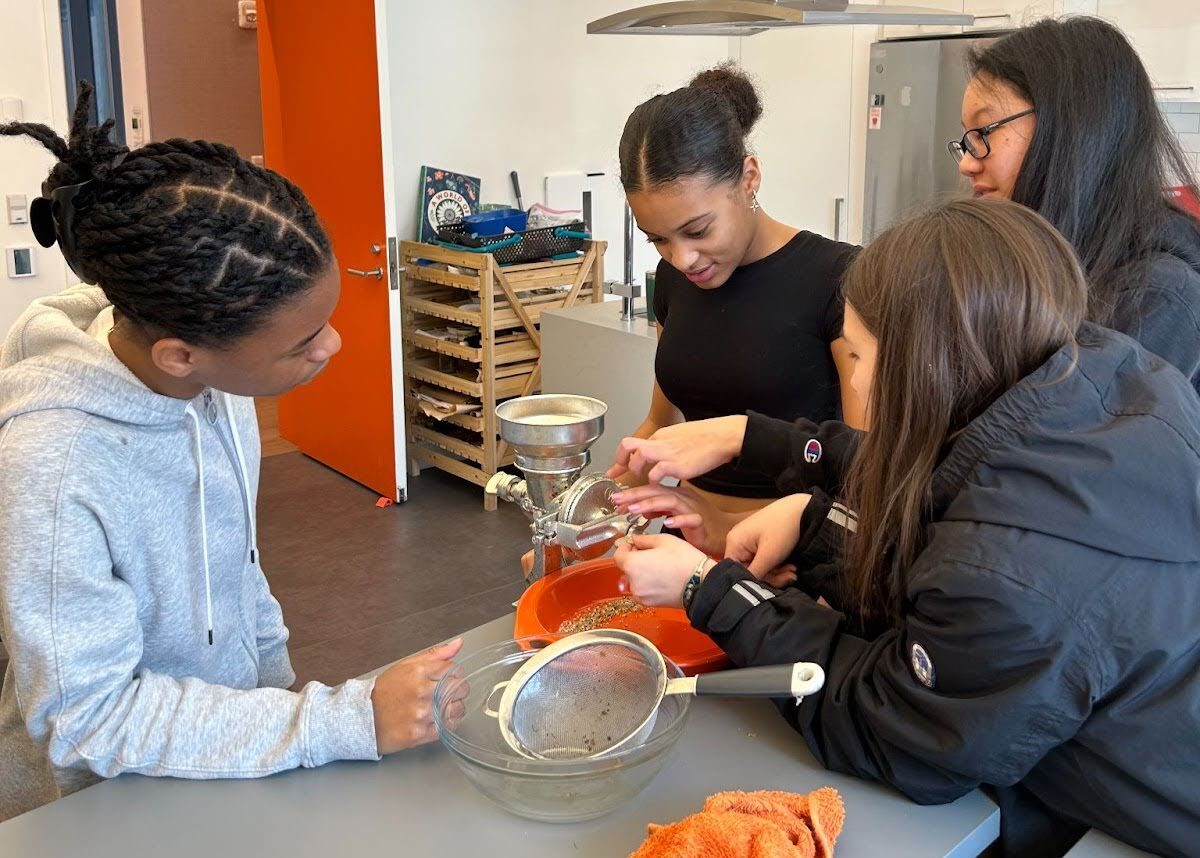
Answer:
[
  {"left": 607, "top": 16, "right": 1200, "bottom": 530},
  {"left": 953, "top": 16, "right": 1199, "bottom": 384}
]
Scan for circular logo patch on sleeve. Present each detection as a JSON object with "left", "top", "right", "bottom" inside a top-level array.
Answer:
[
  {"left": 804, "top": 439, "right": 823, "bottom": 463},
  {"left": 911, "top": 642, "right": 936, "bottom": 688}
]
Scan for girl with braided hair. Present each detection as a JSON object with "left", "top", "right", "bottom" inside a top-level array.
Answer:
[{"left": 0, "top": 83, "right": 460, "bottom": 820}]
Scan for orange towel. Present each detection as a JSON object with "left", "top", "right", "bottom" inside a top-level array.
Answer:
[{"left": 629, "top": 788, "right": 845, "bottom": 858}]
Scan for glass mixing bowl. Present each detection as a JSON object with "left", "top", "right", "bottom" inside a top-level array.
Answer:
[{"left": 433, "top": 636, "right": 691, "bottom": 823}]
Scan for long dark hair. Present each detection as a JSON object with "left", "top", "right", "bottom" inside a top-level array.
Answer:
[
  {"left": 1, "top": 82, "right": 331, "bottom": 346},
  {"left": 619, "top": 63, "right": 762, "bottom": 192},
  {"left": 970, "top": 17, "right": 1199, "bottom": 324},
  {"left": 841, "top": 199, "right": 1087, "bottom": 620}
]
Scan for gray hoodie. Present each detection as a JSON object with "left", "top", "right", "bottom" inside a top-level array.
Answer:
[{"left": 0, "top": 285, "right": 379, "bottom": 822}]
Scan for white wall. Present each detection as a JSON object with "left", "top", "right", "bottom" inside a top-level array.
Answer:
[
  {"left": 735, "top": 25, "right": 879, "bottom": 244},
  {"left": 1163, "top": 102, "right": 1200, "bottom": 179},
  {"left": 381, "top": 0, "right": 731, "bottom": 285},
  {"left": 1058, "top": 1, "right": 1098, "bottom": 14},
  {"left": 115, "top": 0, "right": 151, "bottom": 144},
  {"left": 379, "top": 1, "right": 882, "bottom": 274},
  {"left": 0, "top": 0, "right": 70, "bottom": 336}
]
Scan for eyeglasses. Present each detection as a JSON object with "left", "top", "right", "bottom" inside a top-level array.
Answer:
[{"left": 947, "top": 108, "right": 1035, "bottom": 163}]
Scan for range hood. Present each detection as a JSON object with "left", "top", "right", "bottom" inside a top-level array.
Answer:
[{"left": 588, "top": 1, "right": 975, "bottom": 36}]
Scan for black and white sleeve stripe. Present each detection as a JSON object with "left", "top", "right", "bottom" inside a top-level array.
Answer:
[{"left": 827, "top": 501, "right": 859, "bottom": 533}]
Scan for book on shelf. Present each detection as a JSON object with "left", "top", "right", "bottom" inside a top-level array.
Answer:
[{"left": 417, "top": 166, "right": 480, "bottom": 243}]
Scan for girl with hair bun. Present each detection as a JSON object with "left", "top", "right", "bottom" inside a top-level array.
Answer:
[{"left": 606, "top": 63, "right": 863, "bottom": 551}]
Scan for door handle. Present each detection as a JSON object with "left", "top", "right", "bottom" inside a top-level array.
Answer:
[
  {"left": 346, "top": 267, "right": 383, "bottom": 280},
  {"left": 834, "top": 197, "right": 846, "bottom": 242}
]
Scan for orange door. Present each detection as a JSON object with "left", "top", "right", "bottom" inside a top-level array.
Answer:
[{"left": 257, "top": 0, "right": 404, "bottom": 500}]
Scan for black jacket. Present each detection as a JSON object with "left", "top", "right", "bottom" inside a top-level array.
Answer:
[
  {"left": 689, "top": 325, "right": 1200, "bottom": 857},
  {"left": 740, "top": 209, "right": 1200, "bottom": 497},
  {"left": 1110, "top": 210, "right": 1200, "bottom": 395}
]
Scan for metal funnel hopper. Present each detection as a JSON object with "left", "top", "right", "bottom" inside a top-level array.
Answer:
[
  {"left": 495, "top": 394, "right": 607, "bottom": 511},
  {"left": 496, "top": 394, "right": 607, "bottom": 458}
]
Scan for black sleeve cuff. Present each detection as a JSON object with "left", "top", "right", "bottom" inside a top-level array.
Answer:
[
  {"left": 736, "top": 411, "right": 802, "bottom": 479},
  {"left": 738, "top": 413, "right": 864, "bottom": 496},
  {"left": 778, "top": 421, "right": 863, "bottom": 496},
  {"left": 686, "top": 559, "right": 758, "bottom": 632},
  {"left": 794, "top": 489, "right": 833, "bottom": 555},
  {"left": 788, "top": 488, "right": 854, "bottom": 571},
  {"left": 686, "top": 558, "right": 843, "bottom": 740}
]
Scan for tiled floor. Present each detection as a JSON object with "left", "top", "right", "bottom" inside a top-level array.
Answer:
[
  {"left": 0, "top": 454, "right": 533, "bottom": 692},
  {"left": 257, "top": 453, "right": 532, "bottom": 686}
]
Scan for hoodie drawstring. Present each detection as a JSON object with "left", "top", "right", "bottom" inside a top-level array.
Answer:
[
  {"left": 184, "top": 393, "right": 260, "bottom": 648},
  {"left": 222, "top": 392, "right": 259, "bottom": 566},
  {"left": 184, "top": 403, "right": 215, "bottom": 646}
]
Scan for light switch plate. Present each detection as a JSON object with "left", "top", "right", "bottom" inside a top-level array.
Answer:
[
  {"left": 238, "top": 0, "right": 257, "bottom": 28},
  {"left": 6, "top": 194, "right": 28, "bottom": 225}
]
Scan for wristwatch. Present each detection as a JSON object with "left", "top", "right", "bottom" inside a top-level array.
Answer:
[{"left": 682, "top": 555, "right": 714, "bottom": 612}]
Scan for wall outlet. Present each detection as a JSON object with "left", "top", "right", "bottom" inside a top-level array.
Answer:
[
  {"left": 238, "top": 0, "right": 257, "bottom": 29},
  {"left": 6, "top": 247, "right": 36, "bottom": 279}
]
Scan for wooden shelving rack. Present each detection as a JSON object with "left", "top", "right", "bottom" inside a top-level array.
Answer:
[{"left": 399, "top": 239, "right": 607, "bottom": 510}]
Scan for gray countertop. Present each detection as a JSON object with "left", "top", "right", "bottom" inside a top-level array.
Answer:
[
  {"left": 1065, "top": 830, "right": 1157, "bottom": 857},
  {"left": 0, "top": 615, "right": 999, "bottom": 857},
  {"left": 542, "top": 299, "right": 659, "bottom": 340},
  {"left": 541, "top": 301, "right": 659, "bottom": 471}
]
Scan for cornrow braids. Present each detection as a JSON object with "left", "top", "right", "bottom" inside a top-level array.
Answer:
[{"left": 1, "top": 81, "right": 332, "bottom": 346}]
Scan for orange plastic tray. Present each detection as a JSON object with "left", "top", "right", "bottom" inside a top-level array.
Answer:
[{"left": 513, "top": 557, "right": 728, "bottom": 676}]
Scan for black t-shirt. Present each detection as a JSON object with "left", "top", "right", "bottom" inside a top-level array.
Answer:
[{"left": 653, "top": 230, "right": 857, "bottom": 498}]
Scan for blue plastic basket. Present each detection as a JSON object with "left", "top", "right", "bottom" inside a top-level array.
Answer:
[{"left": 461, "top": 208, "right": 528, "bottom": 237}]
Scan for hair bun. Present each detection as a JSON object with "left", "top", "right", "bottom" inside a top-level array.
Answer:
[{"left": 689, "top": 63, "right": 762, "bottom": 134}]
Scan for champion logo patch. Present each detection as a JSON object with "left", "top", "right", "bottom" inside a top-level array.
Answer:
[
  {"left": 911, "top": 643, "right": 936, "bottom": 688},
  {"left": 804, "top": 439, "right": 822, "bottom": 463}
]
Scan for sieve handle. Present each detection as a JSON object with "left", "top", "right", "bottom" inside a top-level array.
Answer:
[
  {"left": 689, "top": 662, "right": 825, "bottom": 699},
  {"left": 483, "top": 681, "right": 509, "bottom": 718}
]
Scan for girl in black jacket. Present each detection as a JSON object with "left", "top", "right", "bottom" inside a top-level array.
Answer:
[
  {"left": 608, "top": 16, "right": 1200, "bottom": 517},
  {"left": 614, "top": 199, "right": 1200, "bottom": 858}
]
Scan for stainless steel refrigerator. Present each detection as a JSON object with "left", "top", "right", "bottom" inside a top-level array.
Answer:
[{"left": 863, "top": 32, "right": 1008, "bottom": 242}]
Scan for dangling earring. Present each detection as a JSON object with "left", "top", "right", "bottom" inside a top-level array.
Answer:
[{"left": 750, "top": 193, "right": 761, "bottom": 213}]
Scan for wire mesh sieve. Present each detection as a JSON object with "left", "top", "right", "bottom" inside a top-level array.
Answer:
[
  {"left": 508, "top": 639, "right": 662, "bottom": 759},
  {"left": 485, "top": 628, "right": 824, "bottom": 762}
]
